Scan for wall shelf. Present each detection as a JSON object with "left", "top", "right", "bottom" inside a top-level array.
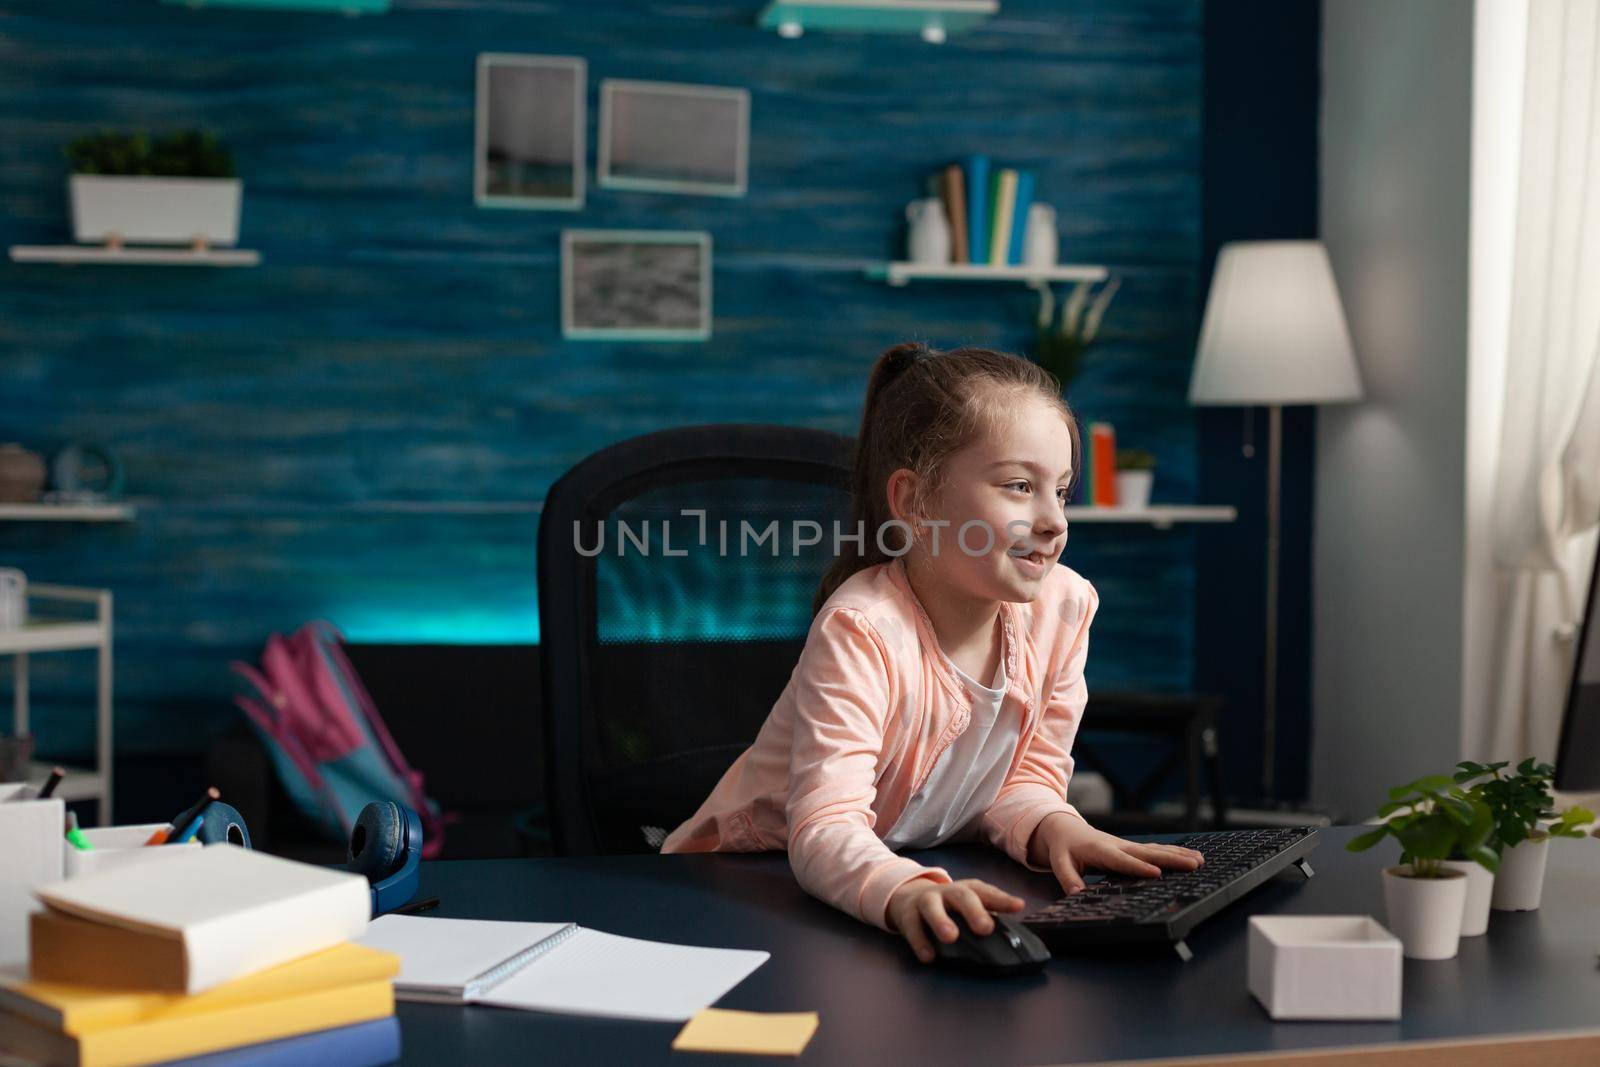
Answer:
[
  {"left": 9, "top": 246, "right": 260, "bottom": 267},
  {"left": 871, "top": 261, "right": 1110, "bottom": 288},
  {"left": 161, "top": 0, "right": 388, "bottom": 13},
  {"left": 0, "top": 503, "right": 135, "bottom": 523},
  {"left": 1065, "top": 506, "right": 1237, "bottom": 530},
  {"left": 759, "top": 1, "right": 996, "bottom": 42}
]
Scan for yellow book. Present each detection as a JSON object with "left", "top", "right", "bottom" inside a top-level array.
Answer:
[
  {"left": 0, "top": 939, "right": 398, "bottom": 1035},
  {"left": 0, "top": 979, "right": 393, "bottom": 1067}
]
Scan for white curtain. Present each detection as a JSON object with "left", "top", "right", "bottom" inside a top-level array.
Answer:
[{"left": 1482, "top": 0, "right": 1600, "bottom": 761}]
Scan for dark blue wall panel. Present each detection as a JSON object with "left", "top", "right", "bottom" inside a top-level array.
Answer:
[{"left": 0, "top": 0, "right": 1202, "bottom": 755}]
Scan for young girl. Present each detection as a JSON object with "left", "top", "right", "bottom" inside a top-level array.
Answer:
[{"left": 661, "top": 341, "right": 1202, "bottom": 963}]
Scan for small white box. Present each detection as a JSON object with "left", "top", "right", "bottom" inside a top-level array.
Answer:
[
  {"left": 65, "top": 823, "right": 201, "bottom": 879},
  {"left": 1248, "top": 915, "right": 1402, "bottom": 1020},
  {"left": 0, "top": 784, "right": 65, "bottom": 967}
]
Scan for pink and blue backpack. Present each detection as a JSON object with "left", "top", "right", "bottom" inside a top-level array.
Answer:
[{"left": 231, "top": 621, "right": 445, "bottom": 859}]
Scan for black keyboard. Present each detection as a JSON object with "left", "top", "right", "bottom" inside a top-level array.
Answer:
[{"left": 1020, "top": 827, "right": 1321, "bottom": 960}]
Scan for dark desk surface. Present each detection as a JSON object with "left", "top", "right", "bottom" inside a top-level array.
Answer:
[{"left": 397, "top": 826, "right": 1600, "bottom": 1066}]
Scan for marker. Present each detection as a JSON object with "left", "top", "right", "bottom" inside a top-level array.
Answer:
[
  {"left": 65, "top": 811, "right": 93, "bottom": 851},
  {"left": 36, "top": 767, "right": 65, "bottom": 801},
  {"left": 144, "top": 787, "right": 220, "bottom": 846}
]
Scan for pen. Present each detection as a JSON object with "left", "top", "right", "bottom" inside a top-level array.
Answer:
[
  {"left": 144, "top": 787, "right": 220, "bottom": 846},
  {"left": 392, "top": 897, "right": 441, "bottom": 916},
  {"left": 65, "top": 811, "right": 93, "bottom": 851},
  {"left": 37, "top": 766, "right": 65, "bottom": 801},
  {"left": 167, "top": 791, "right": 221, "bottom": 845}
]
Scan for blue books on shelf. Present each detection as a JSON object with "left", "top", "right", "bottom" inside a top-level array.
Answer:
[
  {"left": 166, "top": 1017, "right": 400, "bottom": 1067},
  {"left": 964, "top": 155, "right": 991, "bottom": 265},
  {"left": 1007, "top": 170, "right": 1035, "bottom": 265}
]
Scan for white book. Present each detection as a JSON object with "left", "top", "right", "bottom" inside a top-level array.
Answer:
[
  {"left": 359, "top": 915, "right": 769, "bottom": 1022},
  {"left": 33, "top": 844, "right": 371, "bottom": 995}
]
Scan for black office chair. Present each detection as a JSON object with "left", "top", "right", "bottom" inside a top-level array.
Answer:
[{"left": 538, "top": 424, "right": 853, "bottom": 856}]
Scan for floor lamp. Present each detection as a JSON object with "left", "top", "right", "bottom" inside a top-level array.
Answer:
[{"left": 1189, "top": 241, "right": 1364, "bottom": 801}]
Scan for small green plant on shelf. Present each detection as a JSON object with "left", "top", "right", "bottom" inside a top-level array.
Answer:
[
  {"left": 1345, "top": 773, "right": 1498, "bottom": 877},
  {"left": 65, "top": 130, "right": 235, "bottom": 178},
  {"left": 1115, "top": 447, "right": 1156, "bottom": 472},
  {"left": 1453, "top": 758, "right": 1595, "bottom": 849},
  {"left": 1031, "top": 276, "right": 1120, "bottom": 393}
]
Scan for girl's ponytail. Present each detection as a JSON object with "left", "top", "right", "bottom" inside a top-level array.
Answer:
[
  {"left": 812, "top": 341, "right": 931, "bottom": 615},
  {"left": 862, "top": 340, "right": 927, "bottom": 418}
]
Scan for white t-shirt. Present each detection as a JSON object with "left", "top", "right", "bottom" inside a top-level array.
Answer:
[{"left": 882, "top": 652, "right": 1021, "bottom": 851}]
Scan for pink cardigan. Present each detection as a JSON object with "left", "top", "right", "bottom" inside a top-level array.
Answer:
[{"left": 660, "top": 556, "right": 1100, "bottom": 931}]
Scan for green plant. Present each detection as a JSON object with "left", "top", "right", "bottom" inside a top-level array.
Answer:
[
  {"left": 1453, "top": 758, "right": 1596, "bottom": 848},
  {"left": 1115, "top": 448, "right": 1156, "bottom": 472},
  {"left": 65, "top": 130, "right": 235, "bottom": 178},
  {"left": 1031, "top": 276, "right": 1121, "bottom": 393},
  {"left": 1346, "top": 774, "right": 1498, "bottom": 878}
]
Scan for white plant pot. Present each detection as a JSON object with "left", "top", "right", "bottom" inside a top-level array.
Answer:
[
  {"left": 1115, "top": 470, "right": 1153, "bottom": 509},
  {"left": 1439, "top": 859, "right": 1495, "bottom": 936},
  {"left": 69, "top": 175, "right": 242, "bottom": 246},
  {"left": 1382, "top": 865, "right": 1467, "bottom": 960},
  {"left": 1491, "top": 836, "right": 1549, "bottom": 911}
]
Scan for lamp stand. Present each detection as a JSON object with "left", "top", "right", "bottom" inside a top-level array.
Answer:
[{"left": 1262, "top": 403, "right": 1282, "bottom": 800}]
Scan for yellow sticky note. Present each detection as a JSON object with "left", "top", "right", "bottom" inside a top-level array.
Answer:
[{"left": 671, "top": 1008, "right": 820, "bottom": 1056}]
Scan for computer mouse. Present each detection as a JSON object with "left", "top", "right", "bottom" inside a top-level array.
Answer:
[{"left": 932, "top": 911, "right": 1051, "bottom": 976}]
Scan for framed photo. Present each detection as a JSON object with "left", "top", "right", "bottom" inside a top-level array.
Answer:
[
  {"left": 475, "top": 53, "right": 585, "bottom": 210},
  {"left": 598, "top": 80, "right": 749, "bottom": 197},
  {"left": 561, "top": 230, "right": 712, "bottom": 341}
]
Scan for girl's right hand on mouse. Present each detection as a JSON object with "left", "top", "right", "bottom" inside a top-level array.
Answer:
[{"left": 887, "top": 877, "right": 1026, "bottom": 964}]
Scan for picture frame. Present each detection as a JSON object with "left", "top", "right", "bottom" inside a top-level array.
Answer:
[
  {"left": 475, "top": 53, "right": 585, "bottom": 210},
  {"left": 561, "top": 230, "right": 713, "bottom": 341},
  {"left": 598, "top": 80, "right": 749, "bottom": 197}
]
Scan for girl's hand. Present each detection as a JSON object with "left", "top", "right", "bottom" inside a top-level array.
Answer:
[
  {"left": 1030, "top": 812, "right": 1204, "bottom": 894},
  {"left": 887, "top": 877, "right": 1026, "bottom": 964}
]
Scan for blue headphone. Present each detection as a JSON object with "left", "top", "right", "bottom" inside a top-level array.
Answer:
[
  {"left": 344, "top": 802, "right": 423, "bottom": 918},
  {"left": 192, "top": 799, "right": 422, "bottom": 918}
]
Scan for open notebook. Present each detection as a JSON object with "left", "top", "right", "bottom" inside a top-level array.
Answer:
[{"left": 357, "top": 915, "right": 768, "bottom": 1023}]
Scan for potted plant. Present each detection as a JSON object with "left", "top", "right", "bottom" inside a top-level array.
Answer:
[
  {"left": 1114, "top": 448, "right": 1156, "bottom": 509},
  {"left": 65, "top": 130, "right": 241, "bottom": 249},
  {"left": 1346, "top": 774, "right": 1497, "bottom": 960},
  {"left": 1031, "top": 276, "right": 1120, "bottom": 394},
  {"left": 1455, "top": 758, "right": 1594, "bottom": 912}
]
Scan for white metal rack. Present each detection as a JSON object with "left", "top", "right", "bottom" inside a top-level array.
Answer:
[
  {"left": 2, "top": 585, "right": 113, "bottom": 823},
  {"left": 0, "top": 503, "right": 135, "bottom": 522}
]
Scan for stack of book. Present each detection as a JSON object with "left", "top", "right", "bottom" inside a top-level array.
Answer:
[
  {"left": 0, "top": 846, "right": 399, "bottom": 1067},
  {"left": 929, "top": 156, "right": 1038, "bottom": 267}
]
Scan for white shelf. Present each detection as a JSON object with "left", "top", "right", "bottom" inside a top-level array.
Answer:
[
  {"left": 759, "top": 0, "right": 996, "bottom": 39},
  {"left": 0, "top": 503, "right": 135, "bottom": 522},
  {"left": 0, "top": 619, "right": 107, "bottom": 655},
  {"left": 1065, "top": 505, "right": 1237, "bottom": 530},
  {"left": 874, "top": 261, "right": 1109, "bottom": 287},
  {"left": 19, "top": 761, "right": 107, "bottom": 805},
  {"left": 9, "top": 245, "right": 261, "bottom": 267}
]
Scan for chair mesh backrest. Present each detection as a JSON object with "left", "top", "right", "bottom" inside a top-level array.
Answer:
[{"left": 539, "top": 426, "right": 852, "bottom": 855}]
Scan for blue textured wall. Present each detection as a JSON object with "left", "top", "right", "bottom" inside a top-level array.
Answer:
[{"left": 0, "top": 0, "right": 1201, "bottom": 755}]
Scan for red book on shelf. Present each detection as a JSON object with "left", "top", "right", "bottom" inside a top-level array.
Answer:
[{"left": 1090, "top": 422, "right": 1118, "bottom": 507}]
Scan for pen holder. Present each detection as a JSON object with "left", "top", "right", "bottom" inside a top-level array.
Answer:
[
  {"left": 0, "top": 784, "right": 64, "bottom": 965},
  {"left": 64, "top": 822, "right": 201, "bottom": 879}
]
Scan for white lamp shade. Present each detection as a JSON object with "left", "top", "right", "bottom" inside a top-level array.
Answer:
[{"left": 1190, "top": 240, "right": 1364, "bottom": 405}]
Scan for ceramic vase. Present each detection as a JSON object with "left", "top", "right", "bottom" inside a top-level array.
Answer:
[
  {"left": 1382, "top": 865, "right": 1467, "bottom": 960},
  {"left": 905, "top": 198, "right": 951, "bottom": 265},
  {"left": 1438, "top": 859, "right": 1495, "bottom": 935},
  {"left": 1491, "top": 836, "right": 1549, "bottom": 911}
]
